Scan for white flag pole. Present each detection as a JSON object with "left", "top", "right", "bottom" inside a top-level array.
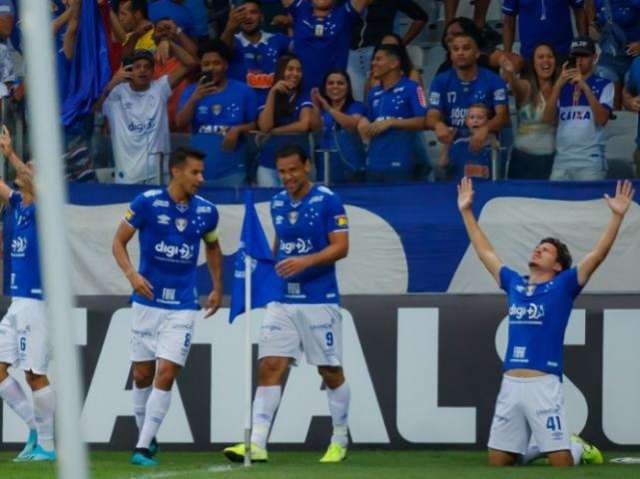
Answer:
[
  {"left": 21, "top": 1, "right": 88, "bottom": 478},
  {"left": 243, "top": 252, "right": 253, "bottom": 467}
]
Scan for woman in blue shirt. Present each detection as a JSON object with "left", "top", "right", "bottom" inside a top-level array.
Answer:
[
  {"left": 256, "top": 54, "right": 313, "bottom": 186},
  {"left": 311, "top": 70, "right": 366, "bottom": 184}
]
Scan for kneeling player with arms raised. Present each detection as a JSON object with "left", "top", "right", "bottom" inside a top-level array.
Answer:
[
  {"left": 224, "top": 144, "right": 350, "bottom": 463},
  {"left": 458, "top": 177, "right": 634, "bottom": 467}
]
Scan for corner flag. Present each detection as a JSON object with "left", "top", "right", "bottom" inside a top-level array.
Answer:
[{"left": 229, "top": 191, "right": 282, "bottom": 323}]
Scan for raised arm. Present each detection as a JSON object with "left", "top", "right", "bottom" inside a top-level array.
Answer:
[
  {"left": 0, "top": 125, "right": 27, "bottom": 174},
  {"left": 577, "top": 180, "right": 635, "bottom": 286},
  {"left": 457, "top": 178, "right": 503, "bottom": 284}
]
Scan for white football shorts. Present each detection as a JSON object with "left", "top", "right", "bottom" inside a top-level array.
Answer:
[
  {"left": 488, "top": 374, "right": 570, "bottom": 455},
  {"left": 130, "top": 303, "right": 200, "bottom": 367},
  {"left": 258, "top": 302, "right": 343, "bottom": 366},
  {"left": 0, "top": 298, "right": 50, "bottom": 375}
]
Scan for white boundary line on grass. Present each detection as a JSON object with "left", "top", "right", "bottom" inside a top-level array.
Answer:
[{"left": 126, "top": 465, "right": 235, "bottom": 479}]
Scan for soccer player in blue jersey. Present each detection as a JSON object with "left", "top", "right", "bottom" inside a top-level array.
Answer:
[
  {"left": 458, "top": 177, "right": 635, "bottom": 467},
  {"left": 0, "top": 126, "right": 56, "bottom": 462},
  {"left": 426, "top": 32, "right": 509, "bottom": 152},
  {"left": 224, "top": 144, "right": 350, "bottom": 463},
  {"left": 112, "top": 147, "right": 223, "bottom": 466}
]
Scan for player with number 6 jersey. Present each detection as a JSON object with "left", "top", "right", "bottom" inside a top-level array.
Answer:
[
  {"left": 112, "top": 148, "right": 224, "bottom": 467},
  {"left": 223, "top": 143, "right": 350, "bottom": 464}
]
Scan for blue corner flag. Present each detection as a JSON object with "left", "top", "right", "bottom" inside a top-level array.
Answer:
[{"left": 229, "top": 191, "right": 282, "bottom": 323}]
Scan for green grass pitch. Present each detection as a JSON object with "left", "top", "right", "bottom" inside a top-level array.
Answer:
[{"left": 0, "top": 451, "right": 638, "bottom": 479}]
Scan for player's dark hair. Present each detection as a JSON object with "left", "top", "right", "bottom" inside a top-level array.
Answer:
[
  {"left": 539, "top": 237, "right": 573, "bottom": 271},
  {"left": 130, "top": 0, "right": 149, "bottom": 19},
  {"left": 373, "top": 44, "right": 405, "bottom": 72},
  {"left": 320, "top": 70, "right": 354, "bottom": 113},
  {"left": 375, "top": 33, "right": 414, "bottom": 76},
  {"left": 524, "top": 42, "right": 560, "bottom": 108},
  {"left": 170, "top": 147, "right": 205, "bottom": 173},
  {"left": 449, "top": 31, "right": 480, "bottom": 50},
  {"left": 273, "top": 54, "right": 303, "bottom": 124},
  {"left": 198, "top": 39, "right": 232, "bottom": 63},
  {"left": 442, "top": 16, "right": 485, "bottom": 50},
  {"left": 275, "top": 144, "right": 309, "bottom": 165}
]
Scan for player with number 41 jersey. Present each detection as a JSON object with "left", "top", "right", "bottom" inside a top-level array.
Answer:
[
  {"left": 113, "top": 148, "right": 224, "bottom": 467},
  {"left": 458, "top": 177, "right": 635, "bottom": 468},
  {"left": 223, "top": 144, "right": 350, "bottom": 464}
]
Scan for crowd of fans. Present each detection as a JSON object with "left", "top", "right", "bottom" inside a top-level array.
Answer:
[{"left": 1, "top": 0, "right": 640, "bottom": 186}]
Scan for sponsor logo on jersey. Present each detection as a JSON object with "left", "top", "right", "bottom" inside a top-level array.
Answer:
[
  {"left": 288, "top": 211, "right": 299, "bottom": 225},
  {"left": 11, "top": 236, "right": 27, "bottom": 256},
  {"left": 494, "top": 88, "right": 506, "bottom": 101},
  {"left": 335, "top": 214, "right": 348, "bottom": 227},
  {"left": 152, "top": 199, "right": 169, "bottom": 208},
  {"left": 429, "top": 91, "right": 440, "bottom": 105},
  {"left": 157, "top": 214, "right": 170, "bottom": 225},
  {"left": 196, "top": 206, "right": 212, "bottom": 214},
  {"left": 275, "top": 215, "right": 284, "bottom": 225},
  {"left": 175, "top": 218, "right": 188, "bottom": 232},
  {"left": 559, "top": 109, "right": 592, "bottom": 121},
  {"left": 509, "top": 303, "right": 545, "bottom": 322},
  {"left": 280, "top": 238, "right": 313, "bottom": 255},
  {"left": 272, "top": 200, "right": 284, "bottom": 208},
  {"left": 154, "top": 241, "right": 194, "bottom": 261}
]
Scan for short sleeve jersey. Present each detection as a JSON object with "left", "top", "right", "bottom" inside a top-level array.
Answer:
[
  {"left": 124, "top": 189, "right": 219, "bottom": 310},
  {"left": 271, "top": 184, "right": 348, "bottom": 304},
  {"left": 178, "top": 79, "right": 258, "bottom": 179},
  {"left": 502, "top": 0, "right": 584, "bottom": 58},
  {"left": 366, "top": 77, "right": 427, "bottom": 173},
  {"left": 428, "top": 67, "right": 508, "bottom": 138},
  {"left": 555, "top": 74, "right": 613, "bottom": 167},
  {"left": 288, "top": 0, "right": 362, "bottom": 90},
  {"left": 500, "top": 266, "right": 582, "bottom": 377},
  {"left": 228, "top": 31, "right": 291, "bottom": 106},
  {"left": 102, "top": 76, "right": 172, "bottom": 184},
  {"left": 3, "top": 191, "right": 42, "bottom": 299}
]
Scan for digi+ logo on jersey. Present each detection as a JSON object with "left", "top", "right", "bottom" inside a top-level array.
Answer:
[
  {"left": 509, "top": 303, "right": 545, "bottom": 322},
  {"left": 154, "top": 241, "right": 194, "bottom": 261},
  {"left": 127, "top": 118, "right": 157, "bottom": 133},
  {"left": 11, "top": 237, "right": 27, "bottom": 257},
  {"left": 279, "top": 238, "right": 313, "bottom": 255}
]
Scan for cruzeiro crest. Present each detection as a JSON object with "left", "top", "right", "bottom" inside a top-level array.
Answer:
[{"left": 175, "top": 218, "right": 188, "bottom": 232}]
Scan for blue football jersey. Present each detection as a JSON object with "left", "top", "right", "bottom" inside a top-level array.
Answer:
[
  {"left": 271, "top": 184, "right": 348, "bottom": 304},
  {"left": 228, "top": 31, "right": 291, "bottom": 106},
  {"left": 2, "top": 191, "right": 42, "bottom": 299},
  {"left": 288, "top": 0, "right": 362, "bottom": 91},
  {"left": 367, "top": 77, "right": 427, "bottom": 173},
  {"left": 428, "top": 67, "right": 508, "bottom": 138},
  {"left": 178, "top": 79, "right": 258, "bottom": 180},
  {"left": 500, "top": 266, "right": 583, "bottom": 378},
  {"left": 124, "top": 189, "right": 219, "bottom": 310}
]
